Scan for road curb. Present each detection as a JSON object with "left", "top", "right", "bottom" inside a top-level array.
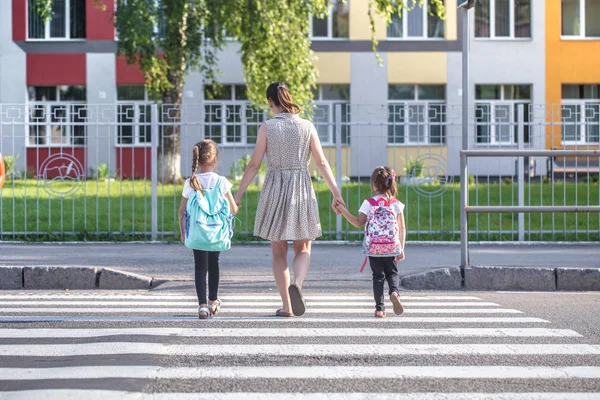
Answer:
[
  {"left": 2, "top": 265, "right": 600, "bottom": 291},
  {"left": 400, "top": 266, "right": 600, "bottom": 291},
  {"left": 0, "top": 266, "right": 157, "bottom": 290}
]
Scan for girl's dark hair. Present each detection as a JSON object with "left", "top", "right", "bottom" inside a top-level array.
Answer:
[
  {"left": 190, "top": 139, "right": 218, "bottom": 195},
  {"left": 371, "top": 166, "right": 397, "bottom": 198},
  {"left": 266, "top": 82, "right": 302, "bottom": 114}
]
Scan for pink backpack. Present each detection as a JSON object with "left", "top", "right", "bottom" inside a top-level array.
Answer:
[{"left": 360, "top": 197, "right": 403, "bottom": 272}]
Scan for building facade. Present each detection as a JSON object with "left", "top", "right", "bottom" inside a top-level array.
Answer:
[{"left": 1, "top": 0, "right": 598, "bottom": 181}]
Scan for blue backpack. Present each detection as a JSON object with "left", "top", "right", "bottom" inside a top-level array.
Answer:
[{"left": 183, "top": 177, "right": 233, "bottom": 252}]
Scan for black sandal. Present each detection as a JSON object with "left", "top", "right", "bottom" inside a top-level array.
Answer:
[
  {"left": 275, "top": 308, "right": 294, "bottom": 317},
  {"left": 288, "top": 284, "right": 306, "bottom": 316}
]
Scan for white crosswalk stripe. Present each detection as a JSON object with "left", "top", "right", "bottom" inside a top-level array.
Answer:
[{"left": 0, "top": 291, "right": 598, "bottom": 399}]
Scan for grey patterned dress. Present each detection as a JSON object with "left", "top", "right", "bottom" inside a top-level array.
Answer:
[{"left": 253, "top": 112, "right": 322, "bottom": 241}]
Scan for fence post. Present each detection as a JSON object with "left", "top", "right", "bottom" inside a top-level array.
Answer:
[
  {"left": 150, "top": 104, "right": 159, "bottom": 241},
  {"left": 517, "top": 104, "right": 525, "bottom": 241},
  {"left": 460, "top": 5, "right": 470, "bottom": 267},
  {"left": 335, "top": 104, "right": 343, "bottom": 240}
]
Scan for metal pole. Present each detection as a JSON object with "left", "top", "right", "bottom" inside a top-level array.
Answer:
[
  {"left": 335, "top": 104, "right": 343, "bottom": 240},
  {"left": 517, "top": 104, "right": 525, "bottom": 241},
  {"left": 150, "top": 104, "right": 158, "bottom": 241},
  {"left": 460, "top": 6, "right": 470, "bottom": 267}
]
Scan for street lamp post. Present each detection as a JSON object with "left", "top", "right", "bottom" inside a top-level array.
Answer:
[{"left": 459, "top": 1, "right": 475, "bottom": 267}]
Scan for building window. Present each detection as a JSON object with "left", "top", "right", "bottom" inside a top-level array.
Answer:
[
  {"left": 27, "top": 0, "right": 86, "bottom": 40},
  {"left": 388, "top": 85, "right": 446, "bottom": 145},
  {"left": 203, "top": 85, "right": 265, "bottom": 145},
  {"left": 311, "top": 1, "right": 349, "bottom": 39},
  {"left": 562, "top": 0, "right": 600, "bottom": 38},
  {"left": 27, "top": 86, "right": 87, "bottom": 146},
  {"left": 475, "top": 0, "right": 531, "bottom": 39},
  {"left": 561, "top": 85, "right": 600, "bottom": 144},
  {"left": 475, "top": 84, "right": 531, "bottom": 145},
  {"left": 387, "top": 1, "right": 445, "bottom": 39},
  {"left": 116, "top": 86, "right": 158, "bottom": 147},
  {"left": 312, "top": 85, "right": 350, "bottom": 145}
]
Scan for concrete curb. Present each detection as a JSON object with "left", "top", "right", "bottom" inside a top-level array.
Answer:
[
  {"left": 0, "top": 266, "right": 159, "bottom": 290},
  {"left": 2, "top": 265, "right": 600, "bottom": 291},
  {"left": 400, "top": 266, "right": 600, "bottom": 291}
]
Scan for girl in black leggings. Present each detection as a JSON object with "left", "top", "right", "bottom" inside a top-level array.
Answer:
[{"left": 178, "top": 140, "right": 238, "bottom": 319}]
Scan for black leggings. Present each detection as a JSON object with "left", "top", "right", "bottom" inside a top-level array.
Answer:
[
  {"left": 369, "top": 256, "right": 399, "bottom": 312},
  {"left": 193, "top": 250, "right": 220, "bottom": 305}
]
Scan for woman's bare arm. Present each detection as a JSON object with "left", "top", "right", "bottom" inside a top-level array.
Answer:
[
  {"left": 310, "top": 129, "right": 344, "bottom": 208},
  {"left": 234, "top": 124, "right": 267, "bottom": 206}
]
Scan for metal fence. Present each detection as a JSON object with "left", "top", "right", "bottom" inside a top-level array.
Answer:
[{"left": 0, "top": 102, "right": 599, "bottom": 242}]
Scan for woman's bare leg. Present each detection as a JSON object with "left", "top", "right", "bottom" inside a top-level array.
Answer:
[
  {"left": 271, "top": 240, "right": 292, "bottom": 313},
  {"left": 292, "top": 240, "right": 312, "bottom": 288}
]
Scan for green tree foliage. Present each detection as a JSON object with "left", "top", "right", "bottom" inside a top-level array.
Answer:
[{"left": 34, "top": 0, "right": 446, "bottom": 181}]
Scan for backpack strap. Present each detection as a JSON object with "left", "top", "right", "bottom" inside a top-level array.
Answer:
[
  {"left": 360, "top": 256, "right": 368, "bottom": 273},
  {"left": 368, "top": 197, "right": 395, "bottom": 207}
]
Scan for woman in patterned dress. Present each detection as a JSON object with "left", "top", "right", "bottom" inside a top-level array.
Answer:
[{"left": 234, "top": 82, "right": 345, "bottom": 317}]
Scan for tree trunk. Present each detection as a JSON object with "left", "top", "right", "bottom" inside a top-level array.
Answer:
[{"left": 158, "top": 87, "right": 182, "bottom": 184}]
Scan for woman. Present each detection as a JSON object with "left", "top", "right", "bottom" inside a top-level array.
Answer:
[{"left": 234, "top": 82, "right": 345, "bottom": 317}]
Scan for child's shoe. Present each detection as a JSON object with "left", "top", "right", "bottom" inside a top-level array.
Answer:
[
  {"left": 389, "top": 292, "right": 404, "bottom": 315},
  {"left": 374, "top": 309, "right": 386, "bottom": 318}
]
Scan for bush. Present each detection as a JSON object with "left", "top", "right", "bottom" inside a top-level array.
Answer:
[
  {"left": 405, "top": 157, "right": 424, "bottom": 177},
  {"left": 91, "top": 163, "right": 109, "bottom": 180},
  {"left": 231, "top": 155, "right": 267, "bottom": 180},
  {"left": 503, "top": 177, "right": 513, "bottom": 185},
  {"left": 2, "top": 154, "right": 19, "bottom": 180}
]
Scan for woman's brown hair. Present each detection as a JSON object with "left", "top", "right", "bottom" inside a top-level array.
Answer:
[
  {"left": 190, "top": 139, "right": 218, "bottom": 195},
  {"left": 266, "top": 82, "right": 302, "bottom": 114},
  {"left": 371, "top": 166, "right": 397, "bottom": 198}
]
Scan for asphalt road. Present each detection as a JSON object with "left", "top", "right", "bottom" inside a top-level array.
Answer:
[
  {"left": 0, "top": 286, "right": 599, "bottom": 398},
  {"left": 1, "top": 243, "right": 599, "bottom": 284}
]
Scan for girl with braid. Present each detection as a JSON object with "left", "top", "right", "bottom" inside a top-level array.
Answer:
[{"left": 178, "top": 139, "right": 238, "bottom": 319}]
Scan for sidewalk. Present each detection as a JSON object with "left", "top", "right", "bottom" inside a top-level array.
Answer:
[{"left": 1, "top": 242, "right": 598, "bottom": 285}]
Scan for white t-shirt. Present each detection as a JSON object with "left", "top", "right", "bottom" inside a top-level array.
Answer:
[
  {"left": 181, "top": 172, "right": 233, "bottom": 199},
  {"left": 358, "top": 195, "right": 405, "bottom": 217}
]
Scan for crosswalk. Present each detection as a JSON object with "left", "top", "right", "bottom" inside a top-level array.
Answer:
[{"left": 0, "top": 291, "right": 599, "bottom": 399}]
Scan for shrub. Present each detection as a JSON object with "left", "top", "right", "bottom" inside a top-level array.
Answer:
[
  {"left": 405, "top": 157, "right": 424, "bottom": 177},
  {"left": 2, "top": 154, "right": 19, "bottom": 179},
  {"left": 503, "top": 177, "right": 513, "bottom": 185},
  {"left": 231, "top": 155, "right": 266, "bottom": 179}
]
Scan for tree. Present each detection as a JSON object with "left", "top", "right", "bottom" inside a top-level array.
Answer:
[{"left": 34, "top": 0, "right": 445, "bottom": 182}]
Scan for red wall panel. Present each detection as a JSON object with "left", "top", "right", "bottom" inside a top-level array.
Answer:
[
  {"left": 86, "top": 0, "right": 115, "bottom": 40},
  {"left": 12, "top": 0, "right": 26, "bottom": 41},
  {"left": 116, "top": 148, "right": 151, "bottom": 178},
  {"left": 27, "top": 54, "right": 87, "bottom": 85},
  {"left": 116, "top": 56, "right": 145, "bottom": 84},
  {"left": 27, "top": 148, "right": 87, "bottom": 179}
]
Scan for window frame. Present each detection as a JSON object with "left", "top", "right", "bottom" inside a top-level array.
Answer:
[
  {"left": 474, "top": 84, "right": 532, "bottom": 146},
  {"left": 474, "top": 0, "right": 532, "bottom": 40},
  {"left": 561, "top": 100, "right": 600, "bottom": 145},
  {"left": 26, "top": 0, "right": 86, "bottom": 41},
  {"left": 312, "top": 85, "right": 351, "bottom": 146},
  {"left": 116, "top": 86, "right": 154, "bottom": 148},
  {"left": 203, "top": 85, "right": 266, "bottom": 146},
  {"left": 310, "top": 1, "right": 350, "bottom": 40},
  {"left": 387, "top": 84, "right": 447, "bottom": 146},
  {"left": 386, "top": 0, "right": 446, "bottom": 40},
  {"left": 561, "top": 0, "right": 600, "bottom": 39},
  {"left": 26, "top": 86, "right": 87, "bottom": 148}
]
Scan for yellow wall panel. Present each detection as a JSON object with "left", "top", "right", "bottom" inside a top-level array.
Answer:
[
  {"left": 445, "top": 0, "right": 457, "bottom": 40},
  {"left": 387, "top": 147, "right": 449, "bottom": 177},
  {"left": 546, "top": 1, "right": 600, "bottom": 149},
  {"left": 387, "top": 53, "right": 447, "bottom": 83},
  {"left": 350, "top": 0, "right": 386, "bottom": 40},
  {"left": 309, "top": 147, "right": 351, "bottom": 177},
  {"left": 314, "top": 52, "right": 351, "bottom": 83}
]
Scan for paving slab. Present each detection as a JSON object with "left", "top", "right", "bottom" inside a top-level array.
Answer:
[
  {"left": 556, "top": 267, "right": 600, "bottom": 291},
  {"left": 464, "top": 266, "right": 556, "bottom": 291},
  {"left": 23, "top": 266, "right": 98, "bottom": 290},
  {"left": 98, "top": 268, "right": 153, "bottom": 290},
  {"left": 0, "top": 266, "right": 23, "bottom": 289}
]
